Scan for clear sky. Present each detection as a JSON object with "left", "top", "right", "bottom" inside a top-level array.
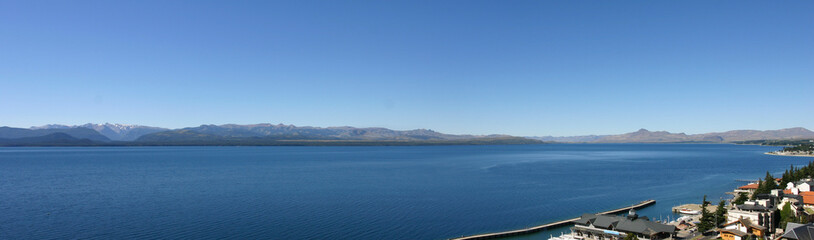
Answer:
[{"left": 1, "top": 1, "right": 812, "bottom": 136}]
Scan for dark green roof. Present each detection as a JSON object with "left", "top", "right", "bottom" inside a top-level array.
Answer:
[{"left": 572, "top": 214, "right": 676, "bottom": 236}]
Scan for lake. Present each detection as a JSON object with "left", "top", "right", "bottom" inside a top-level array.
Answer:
[{"left": 0, "top": 144, "right": 805, "bottom": 239}]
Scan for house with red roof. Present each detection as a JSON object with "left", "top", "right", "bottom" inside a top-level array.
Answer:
[
  {"left": 736, "top": 183, "right": 759, "bottom": 194},
  {"left": 799, "top": 192, "right": 814, "bottom": 206}
]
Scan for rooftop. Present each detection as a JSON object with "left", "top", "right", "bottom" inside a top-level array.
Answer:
[
  {"left": 571, "top": 213, "right": 676, "bottom": 236},
  {"left": 723, "top": 218, "right": 766, "bottom": 231},
  {"left": 720, "top": 229, "right": 749, "bottom": 237},
  {"left": 782, "top": 223, "right": 814, "bottom": 240},
  {"left": 799, "top": 192, "right": 814, "bottom": 205},
  {"left": 795, "top": 180, "right": 814, "bottom": 186},
  {"left": 735, "top": 203, "right": 772, "bottom": 211}
]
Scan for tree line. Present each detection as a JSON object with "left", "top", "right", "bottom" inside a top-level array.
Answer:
[
  {"left": 782, "top": 144, "right": 814, "bottom": 154},
  {"left": 779, "top": 161, "right": 814, "bottom": 188}
]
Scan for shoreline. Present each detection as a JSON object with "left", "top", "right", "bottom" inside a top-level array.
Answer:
[{"left": 765, "top": 152, "right": 814, "bottom": 157}]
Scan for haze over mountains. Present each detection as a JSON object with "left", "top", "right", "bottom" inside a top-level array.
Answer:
[
  {"left": 529, "top": 127, "right": 814, "bottom": 143},
  {"left": 0, "top": 123, "right": 538, "bottom": 146},
  {"left": 138, "top": 124, "right": 497, "bottom": 142},
  {"left": 0, "top": 127, "right": 110, "bottom": 142},
  {"left": 1, "top": 123, "right": 813, "bottom": 146},
  {"left": 31, "top": 123, "right": 168, "bottom": 141},
  {"left": 133, "top": 124, "right": 539, "bottom": 145}
]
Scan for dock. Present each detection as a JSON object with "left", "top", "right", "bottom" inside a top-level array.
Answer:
[{"left": 449, "top": 200, "right": 656, "bottom": 240}]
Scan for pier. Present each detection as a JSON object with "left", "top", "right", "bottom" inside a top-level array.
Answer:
[{"left": 450, "top": 200, "right": 656, "bottom": 240}]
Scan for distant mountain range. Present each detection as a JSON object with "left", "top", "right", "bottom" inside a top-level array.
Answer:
[
  {"left": 529, "top": 127, "right": 814, "bottom": 143},
  {"left": 0, "top": 132, "right": 98, "bottom": 146},
  {"left": 0, "top": 126, "right": 111, "bottom": 142},
  {"left": 2, "top": 123, "right": 813, "bottom": 146},
  {"left": 139, "top": 124, "right": 491, "bottom": 141},
  {"left": 31, "top": 123, "right": 168, "bottom": 141},
  {"left": 0, "top": 123, "right": 539, "bottom": 146},
  {"left": 134, "top": 124, "right": 537, "bottom": 145}
]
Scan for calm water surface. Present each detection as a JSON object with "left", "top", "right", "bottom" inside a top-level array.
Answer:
[{"left": 0, "top": 144, "right": 805, "bottom": 239}]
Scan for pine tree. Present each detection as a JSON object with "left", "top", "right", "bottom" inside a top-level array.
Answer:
[
  {"left": 752, "top": 179, "right": 764, "bottom": 200},
  {"left": 733, "top": 192, "right": 748, "bottom": 205},
  {"left": 715, "top": 199, "right": 728, "bottom": 227},
  {"left": 782, "top": 169, "right": 790, "bottom": 187},
  {"left": 764, "top": 172, "right": 778, "bottom": 190},
  {"left": 698, "top": 195, "right": 714, "bottom": 232}
]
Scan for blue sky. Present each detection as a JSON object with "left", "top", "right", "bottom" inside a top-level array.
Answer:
[{"left": 1, "top": 1, "right": 812, "bottom": 136}]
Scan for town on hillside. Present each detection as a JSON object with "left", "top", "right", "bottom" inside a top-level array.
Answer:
[{"left": 551, "top": 162, "right": 814, "bottom": 240}]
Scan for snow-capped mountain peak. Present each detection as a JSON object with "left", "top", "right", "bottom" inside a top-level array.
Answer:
[{"left": 30, "top": 123, "right": 168, "bottom": 141}]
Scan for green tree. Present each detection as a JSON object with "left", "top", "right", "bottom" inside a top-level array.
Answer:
[
  {"left": 780, "top": 203, "right": 795, "bottom": 229},
  {"left": 733, "top": 192, "right": 748, "bottom": 205},
  {"left": 764, "top": 172, "right": 778, "bottom": 190},
  {"left": 698, "top": 195, "right": 714, "bottom": 232},
  {"left": 751, "top": 179, "right": 764, "bottom": 200},
  {"left": 715, "top": 199, "right": 728, "bottom": 226},
  {"left": 781, "top": 169, "right": 791, "bottom": 187},
  {"left": 751, "top": 172, "right": 779, "bottom": 200},
  {"left": 624, "top": 233, "right": 639, "bottom": 240}
]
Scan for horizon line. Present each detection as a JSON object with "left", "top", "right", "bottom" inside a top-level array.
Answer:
[{"left": 3, "top": 122, "right": 811, "bottom": 137}]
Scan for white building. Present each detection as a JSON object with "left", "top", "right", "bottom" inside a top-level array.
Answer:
[
  {"left": 726, "top": 201, "right": 777, "bottom": 234},
  {"left": 786, "top": 180, "right": 814, "bottom": 195}
]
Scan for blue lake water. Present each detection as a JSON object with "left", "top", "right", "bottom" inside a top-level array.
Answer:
[{"left": 0, "top": 144, "right": 806, "bottom": 239}]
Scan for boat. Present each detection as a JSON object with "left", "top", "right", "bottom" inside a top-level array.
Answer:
[{"left": 678, "top": 208, "right": 701, "bottom": 215}]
